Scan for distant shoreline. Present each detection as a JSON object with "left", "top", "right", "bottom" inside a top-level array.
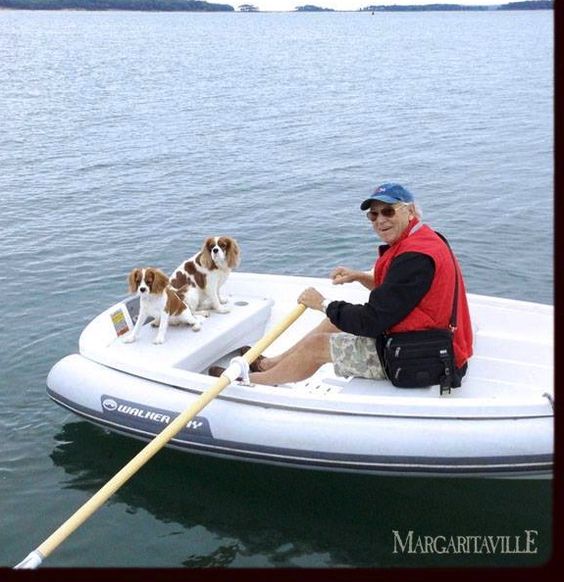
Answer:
[
  {"left": 362, "top": 1, "right": 553, "bottom": 11},
  {"left": 0, "top": 1, "right": 554, "bottom": 12}
]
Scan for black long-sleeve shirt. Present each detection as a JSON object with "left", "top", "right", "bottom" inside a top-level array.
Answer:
[{"left": 325, "top": 252, "right": 435, "bottom": 338}]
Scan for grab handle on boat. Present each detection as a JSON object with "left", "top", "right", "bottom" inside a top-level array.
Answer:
[{"left": 14, "top": 303, "right": 308, "bottom": 569}]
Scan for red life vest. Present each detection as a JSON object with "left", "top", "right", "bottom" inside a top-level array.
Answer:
[{"left": 374, "top": 220, "right": 473, "bottom": 368}]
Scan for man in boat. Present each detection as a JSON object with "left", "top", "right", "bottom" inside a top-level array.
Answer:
[{"left": 214, "top": 183, "right": 473, "bottom": 386}]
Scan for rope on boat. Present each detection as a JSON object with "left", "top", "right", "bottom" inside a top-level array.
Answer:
[{"left": 542, "top": 392, "right": 554, "bottom": 410}]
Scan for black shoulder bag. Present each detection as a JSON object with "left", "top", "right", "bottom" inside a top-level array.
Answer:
[{"left": 378, "top": 233, "right": 465, "bottom": 395}]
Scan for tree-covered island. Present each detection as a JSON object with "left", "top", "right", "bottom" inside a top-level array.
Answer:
[
  {"left": 295, "top": 4, "right": 335, "bottom": 10},
  {"left": 361, "top": 1, "right": 552, "bottom": 10},
  {"left": 497, "top": 1, "right": 553, "bottom": 8},
  {"left": 0, "top": 0, "right": 234, "bottom": 9}
]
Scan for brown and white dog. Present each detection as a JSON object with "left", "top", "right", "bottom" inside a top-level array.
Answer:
[
  {"left": 169, "top": 236, "right": 240, "bottom": 314},
  {"left": 124, "top": 267, "right": 201, "bottom": 344}
]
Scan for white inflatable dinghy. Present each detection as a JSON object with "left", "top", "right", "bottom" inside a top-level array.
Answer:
[{"left": 46, "top": 272, "right": 554, "bottom": 479}]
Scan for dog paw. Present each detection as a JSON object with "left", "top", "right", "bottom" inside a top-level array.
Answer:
[
  {"left": 216, "top": 305, "right": 231, "bottom": 314},
  {"left": 219, "top": 296, "right": 229, "bottom": 305},
  {"left": 192, "top": 323, "right": 201, "bottom": 332},
  {"left": 153, "top": 336, "right": 165, "bottom": 344},
  {"left": 196, "top": 310, "right": 210, "bottom": 318},
  {"left": 150, "top": 320, "right": 160, "bottom": 328},
  {"left": 123, "top": 335, "right": 136, "bottom": 343}
]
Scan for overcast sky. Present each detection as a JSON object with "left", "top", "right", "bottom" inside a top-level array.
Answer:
[{"left": 248, "top": 0, "right": 504, "bottom": 10}]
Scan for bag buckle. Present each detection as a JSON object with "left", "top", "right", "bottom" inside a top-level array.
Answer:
[
  {"left": 440, "top": 381, "right": 452, "bottom": 396},
  {"left": 439, "top": 350, "right": 452, "bottom": 395}
]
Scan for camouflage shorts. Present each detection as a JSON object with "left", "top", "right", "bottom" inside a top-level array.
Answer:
[{"left": 329, "top": 333, "right": 386, "bottom": 380}]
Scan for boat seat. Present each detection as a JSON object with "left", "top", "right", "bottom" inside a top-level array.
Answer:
[{"left": 81, "top": 294, "right": 274, "bottom": 376}]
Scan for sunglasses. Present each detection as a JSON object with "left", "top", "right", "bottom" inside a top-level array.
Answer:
[{"left": 366, "top": 204, "right": 405, "bottom": 221}]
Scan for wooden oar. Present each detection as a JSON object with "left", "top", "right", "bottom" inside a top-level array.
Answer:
[{"left": 15, "top": 303, "right": 307, "bottom": 569}]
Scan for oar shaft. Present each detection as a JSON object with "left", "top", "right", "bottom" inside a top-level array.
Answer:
[
  {"left": 37, "top": 376, "right": 231, "bottom": 560},
  {"left": 16, "top": 302, "right": 307, "bottom": 568}
]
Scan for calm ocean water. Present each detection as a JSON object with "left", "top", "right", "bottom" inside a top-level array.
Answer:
[{"left": 0, "top": 9, "right": 553, "bottom": 569}]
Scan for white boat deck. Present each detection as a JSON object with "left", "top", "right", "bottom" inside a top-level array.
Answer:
[{"left": 83, "top": 294, "right": 274, "bottom": 373}]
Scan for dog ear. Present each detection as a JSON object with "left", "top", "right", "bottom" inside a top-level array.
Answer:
[
  {"left": 128, "top": 269, "right": 141, "bottom": 294},
  {"left": 151, "top": 269, "right": 169, "bottom": 295},
  {"left": 226, "top": 237, "right": 241, "bottom": 269},
  {"left": 199, "top": 237, "right": 215, "bottom": 270}
]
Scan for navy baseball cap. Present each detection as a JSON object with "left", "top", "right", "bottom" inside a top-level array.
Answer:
[{"left": 360, "top": 183, "right": 414, "bottom": 210}]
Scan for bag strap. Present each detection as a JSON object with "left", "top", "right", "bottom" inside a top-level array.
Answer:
[{"left": 434, "top": 231, "right": 459, "bottom": 331}]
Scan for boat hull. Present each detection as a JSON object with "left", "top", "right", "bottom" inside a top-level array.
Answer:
[{"left": 47, "top": 354, "right": 553, "bottom": 479}]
